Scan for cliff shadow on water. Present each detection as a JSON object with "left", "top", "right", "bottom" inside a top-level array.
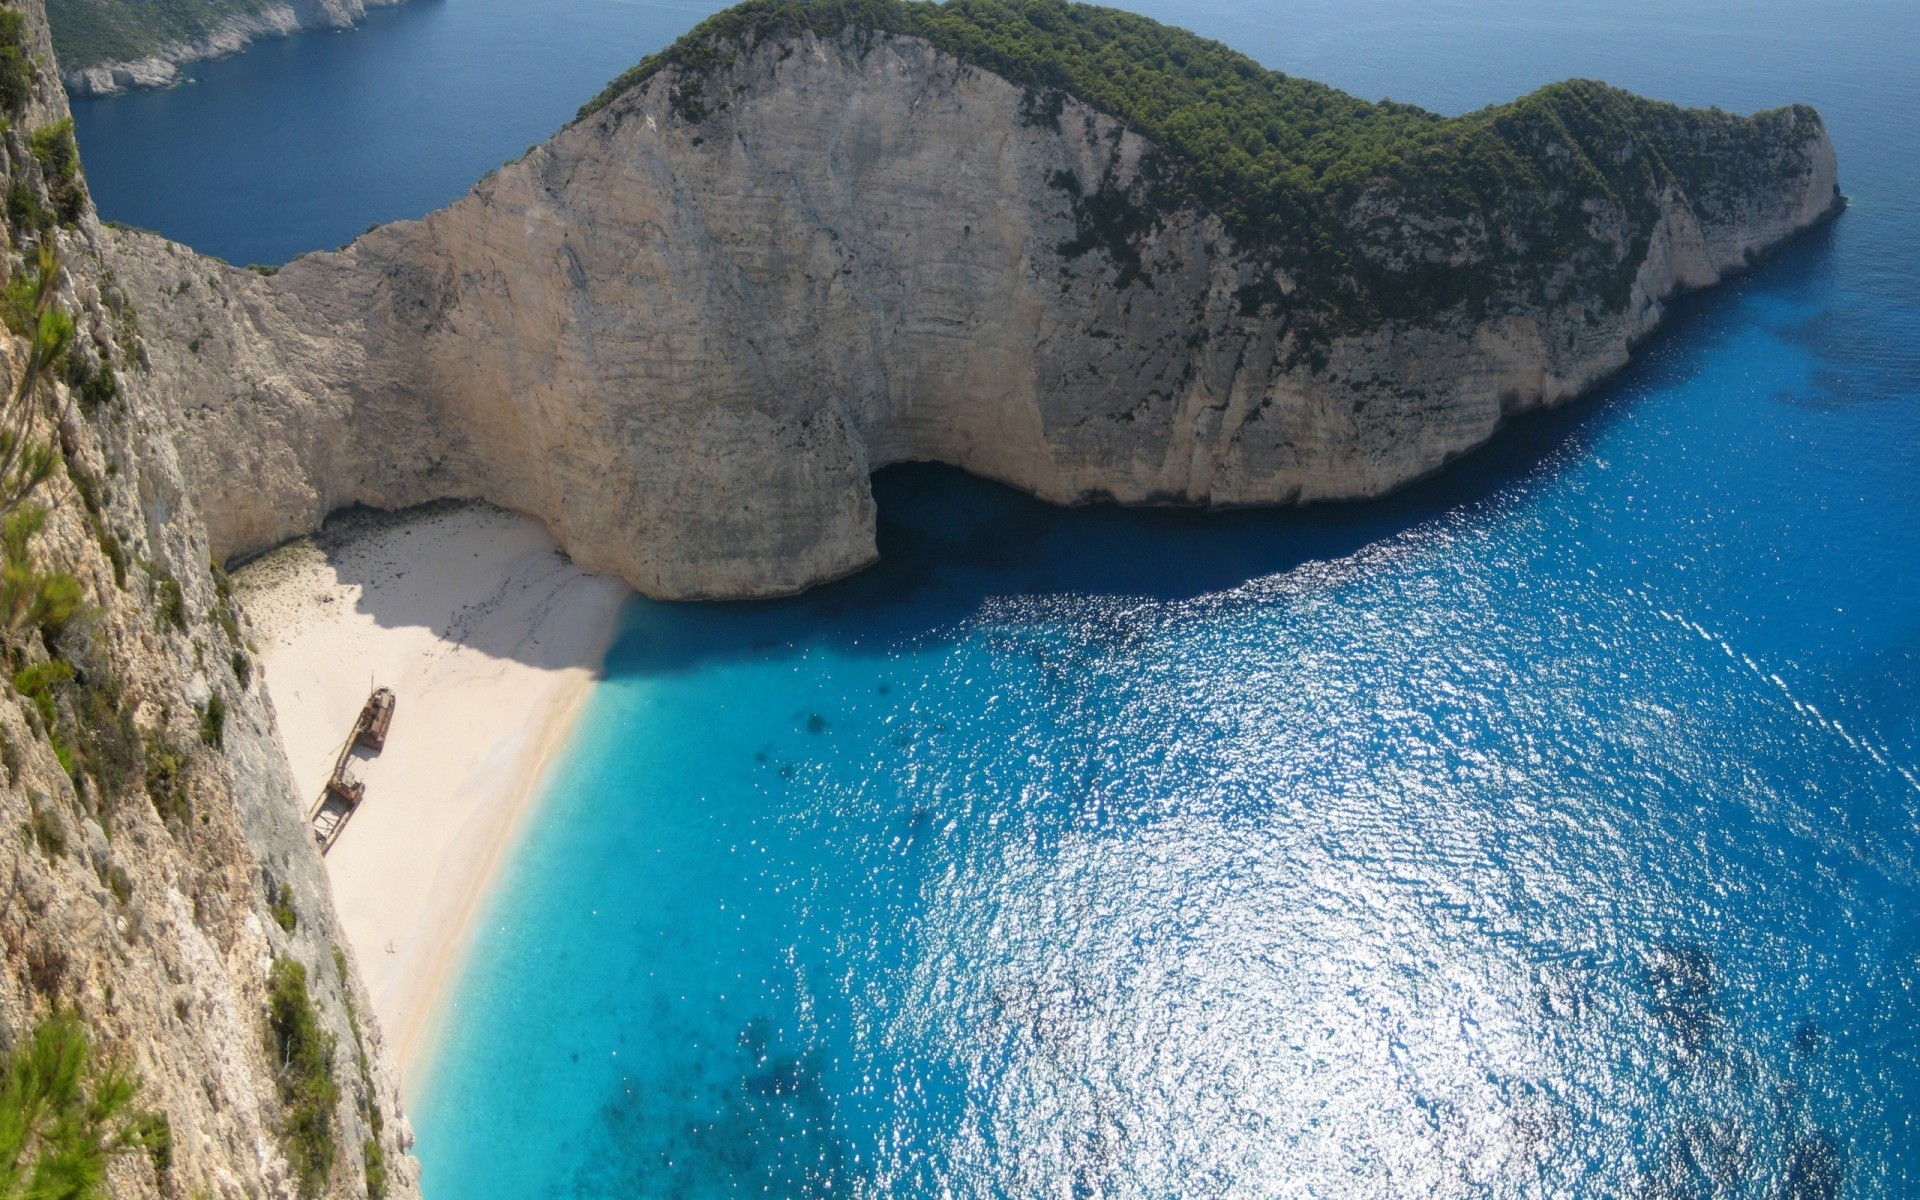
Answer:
[{"left": 599, "top": 215, "right": 1842, "bottom": 680}]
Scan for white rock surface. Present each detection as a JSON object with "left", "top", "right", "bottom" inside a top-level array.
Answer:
[{"left": 110, "top": 31, "right": 1841, "bottom": 600}]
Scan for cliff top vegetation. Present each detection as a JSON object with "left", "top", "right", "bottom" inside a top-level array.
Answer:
[
  {"left": 47, "top": 0, "right": 276, "bottom": 71},
  {"left": 579, "top": 0, "right": 1828, "bottom": 338}
]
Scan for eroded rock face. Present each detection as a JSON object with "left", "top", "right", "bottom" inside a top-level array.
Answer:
[
  {"left": 0, "top": 2, "right": 420, "bottom": 1196},
  {"left": 114, "top": 30, "right": 1839, "bottom": 599}
]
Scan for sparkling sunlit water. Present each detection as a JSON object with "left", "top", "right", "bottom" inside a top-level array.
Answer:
[{"left": 71, "top": 0, "right": 1920, "bottom": 1195}]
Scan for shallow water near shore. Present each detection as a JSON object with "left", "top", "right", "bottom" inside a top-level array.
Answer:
[
  {"left": 423, "top": 251, "right": 1920, "bottom": 1197},
  {"left": 69, "top": 0, "right": 1920, "bottom": 1194}
]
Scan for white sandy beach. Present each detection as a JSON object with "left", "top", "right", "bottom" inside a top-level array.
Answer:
[{"left": 233, "top": 503, "right": 630, "bottom": 1098}]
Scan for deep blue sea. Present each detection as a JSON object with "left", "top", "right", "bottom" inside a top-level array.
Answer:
[{"left": 71, "top": 0, "right": 1920, "bottom": 1195}]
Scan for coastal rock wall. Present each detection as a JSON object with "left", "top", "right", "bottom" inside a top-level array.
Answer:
[
  {"left": 113, "top": 30, "right": 1839, "bottom": 600},
  {"left": 0, "top": 2, "right": 420, "bottom": 1196},
  {"left": 58, "top": 0, "right": 406, "bottom": 95}
]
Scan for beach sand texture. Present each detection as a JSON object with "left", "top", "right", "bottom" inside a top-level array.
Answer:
[{"left": 233, "top": 502, "right": 630, "bottom": 1097}]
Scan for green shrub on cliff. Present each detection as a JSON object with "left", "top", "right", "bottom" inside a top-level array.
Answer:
[
  {"left": 328, "top": 944, "right": 387, "bottom": 1199},
  {"left": 196, "top": 691, "right": 224, "bottom": 749},
  {"left": 11, "top": 660, "right": 69, "bottom": 730},
  {"left": 0, "top": 247, "right": 82, "bottom": 652},
  {"left": 0, "top": 510, "right": 79, "bottom": 641},
  {"left": 143, "top": 736, "right": 189, "bottom": 824},
  {"left": 0, "top": 10, "right": 35, "bottom": 114},
  {"left": 28, "top": 120, "right": 86, "bottom": 227},
  {"left": 0, "top": 1011, "right": 170, "bottom": 1199},
  {"left": 579, "top": 0, "right": 1824, "bottom": 340},
  {"left": 266, "top": 958, "right": 339, "bottom": 1199},
  {"left": 4, "top": 182, "right": 51, "bottom": 241}
]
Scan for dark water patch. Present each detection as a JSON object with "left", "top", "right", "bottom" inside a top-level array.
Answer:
[
  {"left": 1772, "top": 278, "right": 1920, "bottom": 411},
  {"left": 1647, "top": 941, "right": 1721, "bottom": 1059},
  {"left": 582, "top": 1058, "right": 850, "bottom": 1199},
  {"left": 1784, "top": 1132, "right": 1845, "bottom": 1200},
  {"left": 1794, "top": 1023, "right": 1828, "bottom": 1058}
]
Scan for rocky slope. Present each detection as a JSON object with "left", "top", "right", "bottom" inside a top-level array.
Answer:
[
  {"left": 52, "top": 0, "right": 404, "bottom": 95},
  {"left": 109, "top": 7, "right": 1840, "bottom": 600},
  {"left": 0, "top": 0, "right": 418, "bottom": 1196}
]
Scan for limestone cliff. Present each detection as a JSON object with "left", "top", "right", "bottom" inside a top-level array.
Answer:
[
  {"left": 0, "top": 0, "right": 419, "bottom": 1196},
  {"left": 110, "top": 9, "right": 1840, "bottom": 600},
  {"left": 52, "top": 0, "right": 405, "bottom": 95}
]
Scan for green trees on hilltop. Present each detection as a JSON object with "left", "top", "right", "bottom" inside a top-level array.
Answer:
[{"left": 579, "top": 0, "right": 1823, "bottom": 339}]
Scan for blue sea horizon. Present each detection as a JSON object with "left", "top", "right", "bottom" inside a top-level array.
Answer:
[{"left": 71, "top": 0, "right": 1920, "bottom": 1194}]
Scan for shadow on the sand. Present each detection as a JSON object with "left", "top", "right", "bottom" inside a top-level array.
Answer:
[{"left": 244, "top": 499, "right": 616, "bottom": 675}]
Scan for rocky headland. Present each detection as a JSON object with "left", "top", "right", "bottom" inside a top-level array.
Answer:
[
  {"left": 52, "top": 0, "right": 405, "bottom": 95},
  {"left": 108, "top": 0, "right": 1841, "bottom": 600}
]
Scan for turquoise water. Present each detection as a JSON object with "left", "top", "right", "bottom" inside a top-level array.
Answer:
[
  {"left": 424, "top": 262, "right": 1920, "bottom": 1190},
  {"left": 68, "top": 0, "right": 1920, "bottom": 1195}
]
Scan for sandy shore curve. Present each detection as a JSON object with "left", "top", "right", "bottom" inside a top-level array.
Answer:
[{"left": 233, "top": 502, "right": 630, "bottom": 1102}]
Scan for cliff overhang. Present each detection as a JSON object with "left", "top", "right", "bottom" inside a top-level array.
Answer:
[{"left": 106, "top": 1, "right": 1842, "bottom": 600}]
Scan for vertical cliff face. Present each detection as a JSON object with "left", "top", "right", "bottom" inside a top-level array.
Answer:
[
  {"left": 110, "top": 21, "right": 1838, "bottom": 601},
  {"left": 0, "top": 2, "right": 419, "bottom": 1195}
]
